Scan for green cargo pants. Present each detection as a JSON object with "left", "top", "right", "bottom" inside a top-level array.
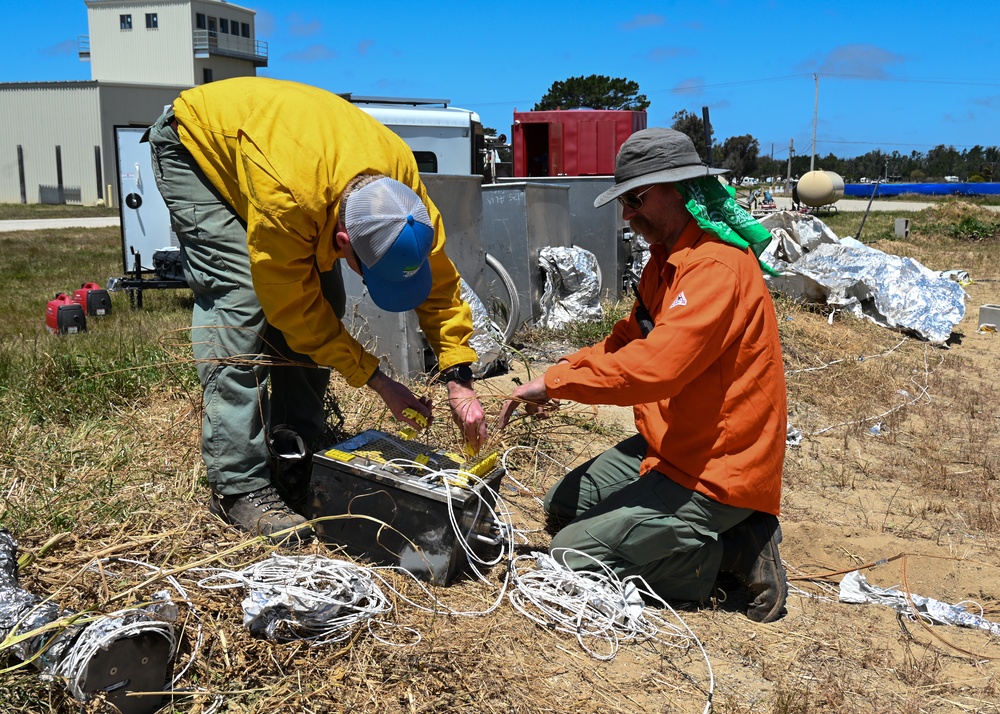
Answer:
[
  {"left": 544, "top": 433, "right": 753, "bottom": 602},
  {"left": 146, "top": 110, "right": 345, "bottom": 496}
]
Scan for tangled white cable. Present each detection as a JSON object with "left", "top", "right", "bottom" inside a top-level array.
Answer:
[
  {"left": 508, "top": 548, "right": 714, "bottom": 712},
  {"left": 196, "top": 554, "right": 405, "bottom": 646}
]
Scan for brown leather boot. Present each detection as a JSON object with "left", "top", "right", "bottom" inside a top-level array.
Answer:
[
  {"left": 210, "top": 485, "right": 315, "bottom": 546},
  {"left": 720, "top": 511, "right": 787, "bottom": 623}
]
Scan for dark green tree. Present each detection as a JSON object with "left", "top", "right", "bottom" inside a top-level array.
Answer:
[
  {"left": 718, "top": 135, "right": 760, "bottom": 184},
  {"left": 533, "top": 75, "right": 649, "bottom": 111},
  {"left": 670, "top": 110, "right": 710, "bottom": 161},
  {"left": 926, "top": 144, "right": 960, "bottom": 180}
]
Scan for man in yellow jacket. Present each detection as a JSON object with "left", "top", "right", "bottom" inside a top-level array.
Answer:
[{"left": 145, "top": 77, "right": 486, "bottom": 545}]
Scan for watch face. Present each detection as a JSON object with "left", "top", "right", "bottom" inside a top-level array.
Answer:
[{"left": 449, "top": 364, "right": 474, "bottom": 382}]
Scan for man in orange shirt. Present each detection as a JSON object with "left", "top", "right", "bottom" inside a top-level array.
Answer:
[{"left": 499, "top": 129, "right": 788, "bottom": 622}]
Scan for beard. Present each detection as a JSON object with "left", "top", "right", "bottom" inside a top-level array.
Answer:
[{"left": 628, "top": 214, "right": 663, "bottom": 246}]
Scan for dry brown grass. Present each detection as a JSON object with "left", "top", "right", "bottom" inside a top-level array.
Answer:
[{"left": 3, "top": 208, "right": 1000, "bottom": 713}]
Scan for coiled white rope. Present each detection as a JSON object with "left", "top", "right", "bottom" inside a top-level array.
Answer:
[
  {"left": 196, "top": 554, "right": 409, "bottom": 647},
  {"left": 508, "top": 548, "right": 714, "bottom": 712}
]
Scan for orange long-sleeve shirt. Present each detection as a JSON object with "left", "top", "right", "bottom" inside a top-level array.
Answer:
[{"left": 544, "top": 218, "right": 787, "bottom": 514}]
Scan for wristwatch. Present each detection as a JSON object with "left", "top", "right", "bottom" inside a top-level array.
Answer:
[{"left": 442, "top": 363, "right": 474, "bottom": 384}]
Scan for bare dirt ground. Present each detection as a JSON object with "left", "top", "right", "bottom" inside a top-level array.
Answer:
[{"left": 470, "top": 276, "right": 1000, "bottom": 714}]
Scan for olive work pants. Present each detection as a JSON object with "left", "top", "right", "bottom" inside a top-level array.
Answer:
[
  {"left": 544, "top": 433, "right": 754, "bottom": 603},
  {"left": 146, "top": 109, "right": 345, "bottom": 496}
]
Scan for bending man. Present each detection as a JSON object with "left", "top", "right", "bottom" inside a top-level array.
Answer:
[{"left": 146, "top": 77, "right": 486, "bottom": 545}]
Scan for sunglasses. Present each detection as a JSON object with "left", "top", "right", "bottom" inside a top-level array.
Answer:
[{"left": 617, "top": 185, "right": 654, "bottom": 210}]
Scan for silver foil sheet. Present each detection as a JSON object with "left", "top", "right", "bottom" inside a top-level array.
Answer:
[
  {"left": 537, "top": 246, "right": 604, "bottom": 330},
  {"left": 760, "top": 212, "right": 965, "bottom": 344}
]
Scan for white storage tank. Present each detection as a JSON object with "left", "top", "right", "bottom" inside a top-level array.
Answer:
[{"left": 797, "top": 170, "right": 845, "bottom": 207}]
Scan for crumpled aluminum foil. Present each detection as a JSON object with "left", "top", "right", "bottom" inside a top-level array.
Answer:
[
  {"left": 759, "top": 212, "right": 965, "bottom": 344},
  {"left": 460, "top": 279, "right": 509, "bottom": 377},
  {"left": 1, "top": 529, "right": 176, "bottom": 699},
  {"left": 538, "top": 246, "right": 604, "bottom": 330},
  {"left": 0, "top": 529, "right": 82, "bottom": 671},
  {"left": 840, "top": 569, "right": 1000, "bottom": 636}
]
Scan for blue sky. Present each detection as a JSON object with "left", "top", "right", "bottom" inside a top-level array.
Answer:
[{"left": 5, "top": 0, "right": 1000, "bottom": 161}]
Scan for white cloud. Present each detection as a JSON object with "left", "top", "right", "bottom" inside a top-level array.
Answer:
[
  {"left": 672, "top": 77, "right": 705, "bottom": 95},
  {"left": 620, "top": 14, "right": 665, "bottom": 31},
  {"left": 798, "top": 44, "right": 905, "bottom": 78},
  {"left": 282, "top": 45, "right": 337, "bottom": 63},
  {"left": 288, "top": 13, "right": 322, "bottom": 37},
  {"left": 41, "top": 40, "right": 77, "bottom": 57},
  {"left": 647, "top": 46, "right": 696, "bottom": 62}
]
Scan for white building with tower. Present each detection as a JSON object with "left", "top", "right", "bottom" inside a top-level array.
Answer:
[{"left": 0, "top": 0, "right": 266, "bottom": 206}]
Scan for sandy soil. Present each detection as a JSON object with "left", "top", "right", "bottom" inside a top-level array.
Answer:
[{"left": 469, "top": 278, "right": 1000, "bottom": 714}]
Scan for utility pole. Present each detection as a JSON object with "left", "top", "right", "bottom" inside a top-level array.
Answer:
[
  {"left": 786, "top": 138, "right": 794, "bottom": 191},
  {"left": 811, "top": 73, "right": 819, "bottom": 172},
  {"left": 702, "top": 106, "right": 713, "bottom": 166}
]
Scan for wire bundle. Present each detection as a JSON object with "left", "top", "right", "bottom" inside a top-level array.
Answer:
[
  {"left": 54, "top": 600, "right": 177, "bottom": 702},
  {"left": 509, "top": 548, "right": 699, "bottom": 660},
  {"left": 197, "top": 555, "right": 395, "bottom": 646}
]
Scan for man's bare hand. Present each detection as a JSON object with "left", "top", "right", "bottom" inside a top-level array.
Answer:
[
  {"left": 366, "top": 369, "right": 433, "bottom": 428},
  {"left": 446, "top": 380, "right": 487, "bottom": 455},
  {"left": 498, "top": 374, "right": 559, "bottom": 429}
]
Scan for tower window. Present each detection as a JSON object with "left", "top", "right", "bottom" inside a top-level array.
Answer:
[
  {"left": 120, "top": 14, "right": 132, "bottom": 30},
  {"left": 145, "top": 13, "right": 158, "bottom": 29}
]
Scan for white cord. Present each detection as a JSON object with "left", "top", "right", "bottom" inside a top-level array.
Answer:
[
  {"left": 103, "top": 557, "right": 202, "bottom": 686},
  {"left": 196, "top": 554, "right": 406, "bottom": 647},
  {"left": 507, "top": 548, "right": 714, "bottom": 712}
]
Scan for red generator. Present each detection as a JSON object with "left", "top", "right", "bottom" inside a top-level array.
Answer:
[
  {"left": 72, "top": 282, "right": 113, "bottom": 317},
  {"left": 46, "top": 293, "right": 87, "bottom": 334},
  {"left": 512, "top": 108, "right": 647, "bottom": 178}
]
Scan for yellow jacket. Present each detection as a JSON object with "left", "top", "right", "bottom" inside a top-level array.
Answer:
[{"left": 171, "top": 77, "right": 477, "bottom": 387}]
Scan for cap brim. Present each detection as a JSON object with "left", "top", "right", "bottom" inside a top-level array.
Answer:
[
  {"left": 362, "top": 258, "right": 433, "bottom": 313},
  {"left": 594, "top": 165, "right": 729, "bottom": 207}
]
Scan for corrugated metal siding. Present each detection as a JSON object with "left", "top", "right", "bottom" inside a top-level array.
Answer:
[
  {"left": 0, "top": 82, "right": 188, "bottom": 204},
  {"left": 195, "top": 55, "right": 257, "bottom": 83},
  {"left": 2, "top": 1, "right": 261, "bottom": 204},
  {"left": 89, "top": 2, "right": 196, "bottom": 85},
  {"left": 0, "top": 84, "right": 101, "bottom": 204}
]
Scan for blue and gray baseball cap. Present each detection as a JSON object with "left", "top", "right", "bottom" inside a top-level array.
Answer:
[{"left": 344, "top": 177, "right": 434, "bottom": 312}]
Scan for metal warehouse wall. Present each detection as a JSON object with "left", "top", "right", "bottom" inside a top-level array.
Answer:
[
  {"left": 0, "top": 83, "right": 102, "bottom": 205},
  {"left": 0, "top": 82, "right": 187, "bottom": 205}
]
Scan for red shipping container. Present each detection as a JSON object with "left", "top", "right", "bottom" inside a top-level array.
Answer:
[{"left": 512, "top": 109, "right": 647, "bottom": 178}]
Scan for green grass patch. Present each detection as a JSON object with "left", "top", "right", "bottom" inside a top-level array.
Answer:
[{"left": 0, "top": 202, "right": 118, "bottom": 220}]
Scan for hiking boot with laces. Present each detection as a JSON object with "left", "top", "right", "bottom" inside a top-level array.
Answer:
[
  {"left": 720, "top": 511, "right": 788, "bottom": 623},
  {"left": 209, "top": 484, "right": 315, "bottom": 546}
]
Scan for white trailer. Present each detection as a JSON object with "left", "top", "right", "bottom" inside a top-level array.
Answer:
[{"left": 345, "top": 95, "right": 486, "bottom": 177}]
